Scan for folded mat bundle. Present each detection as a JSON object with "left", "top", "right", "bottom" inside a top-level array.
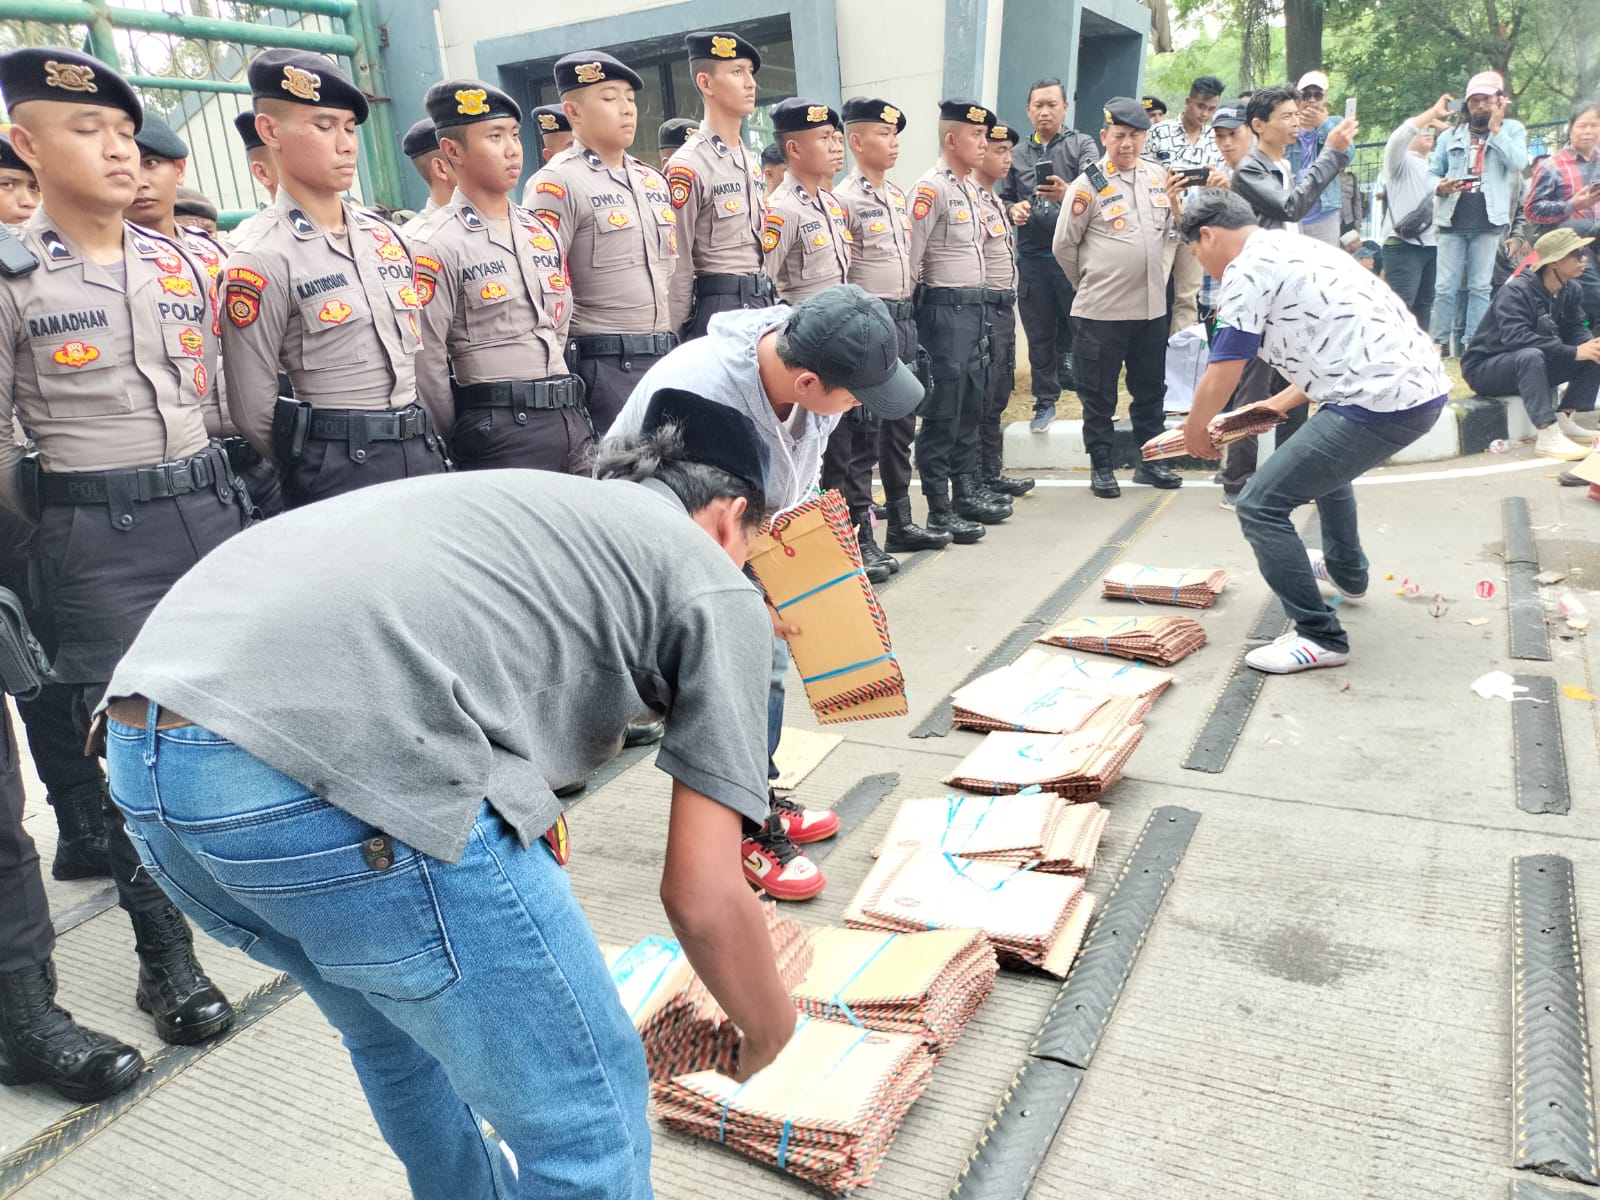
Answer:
[
  {"left": 1037, "top": 614, "right": 1207, "bottom": 667},
  {"left": 843, "top": 846, "right": 1096, "bottom": 975},
  {"left": 790, "top": 927, "right": 998, "bottom": 1056},
  {"left": 942, "top": 727, "right": 1143, "bottom": 800},
  {"left": 1101, "top": 562, "right": 1229, "bottom": 609},
  {"left": 1141, "top": 403, "right": 1285, "bottom": 461},
  {"left": 654, "top": 1017, "right": 934, "bottom": 1193},
  {"left": 874, "top": 792, "right": 1109, "bottom": 875}
]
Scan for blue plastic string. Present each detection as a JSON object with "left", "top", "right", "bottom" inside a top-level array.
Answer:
[
  {"left": 823, "top": 932, "right": 899, "bottom": 1027},
  {"left": 801, "top": 653, "right": 895, "bottom": 684},
  {"left": 775, "top": 567, "right": 865, "bottom": 611}
]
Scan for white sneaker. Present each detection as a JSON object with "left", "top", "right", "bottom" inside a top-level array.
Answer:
[
  {"left": 1245, "top": 631, "right": 1349, "bottom": 675},
  {"left": 1556, "top": 412, "right": 1598, "bottom": 443},
  {"left": 1535, "top": 424, "right": 1590, "bottom": 460},
  {"left": 1307, "top": 547, "right": 1365, "bottom": 600}
]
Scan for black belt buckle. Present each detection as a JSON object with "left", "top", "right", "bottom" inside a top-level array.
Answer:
[{"left": 167, "top": 460, "right": 192, "bottom": 495}]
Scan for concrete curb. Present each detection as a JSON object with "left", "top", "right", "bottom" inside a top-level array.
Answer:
[{"left": 1002, "top": 395, "right": 1540, "bottom": 472}]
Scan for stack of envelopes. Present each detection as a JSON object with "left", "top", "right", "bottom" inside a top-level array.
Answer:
[
  {"left": 1037, "top": 614, "right": 1208, "bottom": 666},
  {"left": 950, "top": 671, "right": 1153, "bottom": 734},
  {"left": 958, "top": 646, "right": 1175, "bottom": 707},
  {"left": 942, "top": 727, "right": 1144, "bottom": 800},
  {"left": 654, "top": 1018, "right": 934, "bottom": 1192},
  {"left": 790, "top": 927, "right": 998, "bottom": 1056},
  {"left": 1101, "top": 562, "right": 1229, "bottom": 609},
  {"left": 1141, "top": 404, "right": 1284, "bottom": 461},
  {"left": 874, "top": 792, "right": 1109, "bottom": 875}
]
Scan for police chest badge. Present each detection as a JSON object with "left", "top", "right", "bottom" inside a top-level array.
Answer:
[
  {"left": 52, "top": 341, "right": 99, "bottom": 369},
  {"left": 224, "top": 266, "right": 266, "bottom": 328},
  {"left": 192, "top": 364, "right": 209, "bottom": 396}
]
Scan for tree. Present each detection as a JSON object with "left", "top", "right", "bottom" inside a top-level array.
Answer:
[{"left": 1283, "top": 0, "right": 1324, "bottom": 81}]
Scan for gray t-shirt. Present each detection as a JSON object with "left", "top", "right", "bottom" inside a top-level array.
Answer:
[{"left": 103, "top": 472, "right": 773, "bottom": 863}]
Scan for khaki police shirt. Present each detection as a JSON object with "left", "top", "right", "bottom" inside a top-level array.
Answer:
[
  {"left": 399, "top": 197, "right": 441, "bottom": 239},
  {"left": 664, "top": 126, "right": 766, "bottom": 329},
  {"left": 836, "top": 173, "right": 914, "bottom": 301},
  {"left": 177, "top": 224, "right": 240, "bottom": 439},
  {"left": 408, "top": 190, "right": 571, "bottom": 413},
  {"left": 908, "top": 157, "right": 986, "bottom": 289},
  {"left": 527, "top": 143, "right": 676, "bottom": 337},
  {"left": 221, "top": 188, "right": 432, "bottom": 461},
  {"left": 974, "top": 183, "right": 1017, "bottom": 291},
  {"left": 0, "top": 207, "right": 219, "bottom": 516},
  {"left": 761, "top": 177, "right": 850, "bottom": 304},
  {"left": 1053, "top": 158, "right": 1177, "bottom": 322}
]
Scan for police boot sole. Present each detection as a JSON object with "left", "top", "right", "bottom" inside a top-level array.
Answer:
[
  {"left": 864, "top": 562, "right": 893, "bottom": 584},
  {"left": 0, "top": 1050, "right": 145, "bottom": 1103},
  {"left": 1090, "top": 481, "right": 1121, "bottom": 499},
  {"left": 1131, "top": 469, "right": 1182, "bottom": 490},
  {"left": 954, "top": 505, "right": 1009, "bottom": 525},
  {"left": 137, "top": 989, "right": 236, "bottom": 1045},
  {"left": 885, "top": 531, "right": 953, "bottom": 552},
  {"left": 930, "top": 522, "right": 985, "bottom": 544}
]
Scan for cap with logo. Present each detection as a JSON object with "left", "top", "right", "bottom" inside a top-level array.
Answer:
[
  {"left": 770, "top": 97, "right": 840, "bottom": 135},
  {"left": 1103, "top": 96, "right": 1151, "bottom": 131},
  {"left": 134, "top": 112, "right": 188, "bottom": 161},
  {"left": 841, "top": 96, "right": 907, "bottom": 133},
  {"left": 0, "top": 47, "right": 143, "bottom": 133},
  {"left": 248, "top": 50, "right": 368, "bottom": 124},
  {"left": 233, "top": 109, "right": 265, "bottom": 152},
  {"left": 642, "top": 387, "right": 771, "bottom": 498},
  {"left": 988, "top": 121, "right": 1019, "bottom": 146},
  {"left": 683, "top": 31, "right": 762, "bottom": 73},
  {"left": 532, "top": 105, "right": 571, "bottom": 137},
  {"left": 658, "top": 117, "right": 698, "bottom": 152},
  {"left": 401, "top": 118, "right": 438, "bottom": 159},
  {"left": 174, "top": 186, "right": 217, "bottom": 223},
  {"left": 1532, "top": 228, "right": 1594, "bottom": 268},
  {"left": 424, "top": 79, "right": 521, "bottom": 130},
  {"left": 1142, "top": 95, "right": 1168, "bottom": 116},
  {"left": 784, "top": 284, "right": 926, "bottom": 421},
  {"left": 554, "top": 51, "right": 644, "bottom": 94},
  {"left": 0, "top": 132, "right": 28, "bottom": 174},
  {"left": 1210, "top": 101, "right": 1248, "bottom": 130},
  {"left": 1465, "top": 70, "right": 1505, "bottom": 99},
  {"left": 938, "top": 99, "right": 994, "bottom": 128},
  {"left": 1295, "top": 70, "right": 1329, "bottom": 94}
]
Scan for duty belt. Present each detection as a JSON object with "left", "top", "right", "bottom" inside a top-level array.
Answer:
[
  {"left": 571, "top": 332, "right": 679, "bottom": 360},
  {"left": 982, "top": 288, "right": 1016, "bottom": 306},
  {"left": 882, "top": 298, "right": 915, "bottom": 321},
  {"left": 41, "top": 449, "right": 219, "bottom": 506},
  {"left": 694, "top": 273, "right": 775, "bottom": 303},
  {"left": 456, "top": 375, "right": 583, "bottom": 412},
  {"left": 918, "top": 286, "right": 987, "bottom": 307},
  {"left": 309, "top": 406, "right": 431, "bottom": 442}
]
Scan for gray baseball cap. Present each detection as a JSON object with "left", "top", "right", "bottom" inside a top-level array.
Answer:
[{"left": 782, "top": 284, "right": 924, "bottom": 420}]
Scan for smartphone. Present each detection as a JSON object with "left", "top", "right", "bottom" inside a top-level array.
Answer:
[
  {"left": 1177, "top": 166, "right": 1210, "bottom": 187},
  {"left": 1445, "top": 98, "right": 1464, "bottom": 114},
  {"left": 1345, "top": 96, "right": 1358, "bottom": 122},
  {"left": 1035, "top": 165, "right": 1057, "bottom": 189}
]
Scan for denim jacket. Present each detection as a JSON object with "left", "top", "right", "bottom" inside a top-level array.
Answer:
[
  {"left": 1285, "top": 115, "right": 1343, "bottom": 221},
  {"left": 1428, "top": 120, "right": 1529, "bottom": 229}
]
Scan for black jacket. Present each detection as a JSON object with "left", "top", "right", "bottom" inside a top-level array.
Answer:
[
  {"left": 1231, "top": 144, "right": 1350, "bottom": 230},
  {"left": 1000, "top": 128, "right": 1102, "bottom": 256},
  {"left": 1461, "top": 269, "right": 1585, "bottom": 372}
]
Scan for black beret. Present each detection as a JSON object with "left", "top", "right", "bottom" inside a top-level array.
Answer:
[
  {"left": 1103, "top": 96, "right": 1151, "bottom": 130},
  {"left": 554, "top": 51, "right": 644, "bottom": 94},
  {"left": 0, "top": 132, "right": 30, "bottom": 174},
  {"left": 233, "top": 109, "right": 264, "bottom": 151},
  {"left": 683, "top": 31, "right": 762, "bottom": 73},
  {"left": 841, "top": 96, "right": 906, "bottom": 133},
  {"left": 532, "top": 105, "right": 571, "bottom": 136},
  {"left": 248, "top": 50, "right": 368, "bottom": 123},
  {"left": 938, "top": 99, "right": 994, "bottom": 127},
  {"left": 401, "top": 117, "right": 439, "bottom": 158},
  {"left": 0, "top": 47, "right": 143, "bottom": 133},
  {"left": 1142, "top": 95, "right": 1168, "bottom": 115},
  {"left": 641, "top": 387, "right": 770, "bottom": 498},
  {"left": 174, "top": 186, "right": 217, "bottom": 222},
  {"left": 657, "top": 117, "right": 697, "bottom": 151},
  {"left": 425, "top": 79, "right": 521, "bottom": 131},
  {"left": 988, "top": 121, "right": 1019, "bottom": 145},
  {"left": 135, "top": 112, "right": 188, "bottom": 161},
  {"left": 770, "top": 97, "right": 840, "bottom": 135}
]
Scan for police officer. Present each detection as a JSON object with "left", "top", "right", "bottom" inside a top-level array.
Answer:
[
  {"left": 667, "top": 31, "right": 773, "bottom": 338},
  {"left": 973, "top": 119, "right": 1034, "bottom": 498},
  {"left": 1053, "top": 97, "right": 1183, "bottom": 498},
  {"left": 0, "top": 132, "right": 41, "bottom": 226},
  {"left": 0, "top": 47, "right": 241, "bottom": 1059},
  {"left": 910, "top": 99, "right": 1011, "bottom": 541},
  {"left": 657, "top": 117, "right": 697, "bottom": 166},
  {"left": 837, "top": 97, "right": 951, "bottom": 560},
  {"left": 529, "top": 52, "right": 677, "bottom": 437},
  {"left": 400, "top": 117, "right": 454, "bottom": 233},
  {"left": 411, "top": 79, "right": 585, "bottom": 472},
  {"left": 530, "top": 104, "right": 574, "bottom": 167},
  {"left": 232, "top": 108, "right": 278, "bottom": 212},
  {"left": 223, "top": 51, "right": 446, "bottom": 507}
]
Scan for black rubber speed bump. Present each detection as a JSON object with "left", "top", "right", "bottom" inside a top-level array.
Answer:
[
  {"left": 1181, "top": 594, "right": 1288, "bottom": 774},
  {"left": 1511, "top": 855, "right": 1600, "bottom": 1185},
  {"left": 1513, "top": 676, "right": 1570, "bottom": 815},
  {"left": 1505, "top": 497, "right": 1551, "bottom": 662},
  {"left": 948, "top": 1057, "right": 1084, "bottom": 1197}
]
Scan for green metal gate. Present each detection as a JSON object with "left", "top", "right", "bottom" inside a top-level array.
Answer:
[{"left": 0, "top": 0, "right": 403, "bottom": 227}]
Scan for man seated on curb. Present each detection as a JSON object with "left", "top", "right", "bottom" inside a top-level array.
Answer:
[
  {"left": 99, "top": 389, "right": 797, "bottom": 1199},
  {"left": 1180, "top": 190, "right": 1449, "bottom": 675},
  {"left": 1461, "top": 228, "right": 1600, "bottom": 461}
]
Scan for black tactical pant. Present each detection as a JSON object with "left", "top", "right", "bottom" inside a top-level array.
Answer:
[
  {"left": 682, "top": 275, "right": 776, "bottom": 341},
  {"left": 821, "top": 414, "right": 877, "bottom": 523},
  {"left": 286, "top": 411, "right": 448, "bottom": 508},
  {"left": 1017, "top": 254, "right": 1075, "bottom": 404},
  {"left": 451, "top": 406, "right": 594, "bottom": 474},
  {"left": 982, "top": 296, "right": 1017, "bottom": 476},
  {"left": 914, "top": 295, "right": 987, "bottom": 488},
  {"left": 572, "top": 347, "right": 673, "bottom": 438},
  {"left": 1074, "top": 315, "right": 1168, "bottom": 467},
  {"left": 0, "top": 704, "right": 51, "bottom": 973},
  {"left": 877, "top": 313, "right": 919, "bottom": 502}
]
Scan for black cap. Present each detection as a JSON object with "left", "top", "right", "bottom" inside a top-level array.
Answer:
[
  {"left": 770, "top": 97, "right": 839, "bottom": 135},
  {"left": 0, "top": 47, "right": 143, "bottom": 133},
  {"left": 533, "top": 105, "right": 571, "bottom": 136},
  {"left": 1142, "top": 95, "right": 1167, "bottom": 116},
  {"left": 425, "top": 79, "right": 521, "bottom": 131},
  {"left": 233, "top": 109, "right": 265, "bottom": 151},
  {"left": 248, "top": 50, "right": 368, "bottom": 124},
  {"left": 1103, "top": 96, "right": 1151, "bottom": 131},
  {"left": 134, "top": 112, "right": 188, "bottom": 161},
  {"left": 841, "top": 96, "right": 906, "bottom": 133},
  {"left": 783, "top": 284, "right": 924, "bottom": 421},
  {"left": 938, "top": 99, "right": 994, "bottom": 128},
  {"left": 641, "top": 388, "right": 771, "bottom": 498},
  {"left": 401, "top": 118, "right": 438, "bottom": 158},
  {"left": 988, "top": 120, "right": 1019, "bottom": 145},
  {"left": 657, "top": 117, "right": 697, "bottom": 151},
  {"left": 0, "top": 132, "right": 31, "bottom": 174},
  {"left": 684, "top": 31, "right": 761, "bottom": 73},
  {"left": 174, "top": 186, "right": 217, "bottom": 222},
  {"left": 554, "top": 51, "right": 644, "bottom": 94},
  {"left": 1210, "top": 101, "right": 1248, "bottom": 131}
]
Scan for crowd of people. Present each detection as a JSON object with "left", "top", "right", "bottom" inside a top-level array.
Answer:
[{"left": 0, "top": 29, "right": 1594, "bottom": 1197}]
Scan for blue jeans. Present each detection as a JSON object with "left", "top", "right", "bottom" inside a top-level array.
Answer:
[
  {"left": 1431, "top": 228, "right": 1501, "bottom": 348},
  {"left": 106, "top": 717, "right": 653, "bottom": 1200},
  {"left": 1236, "top": 405, "right": 1441, "bottom": 652}
]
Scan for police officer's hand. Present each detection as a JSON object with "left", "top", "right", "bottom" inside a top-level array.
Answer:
[
  {"left": 1326, "top": 117, "right": 1360, "bottom": 153},
  {"left": 766, "top": 598, "right": 801, "bottom": 642},
  {"left": 1181, "top": 411, "right": 1222, "bottom": 460},
  {"left": 1036, "top": 176, "right": 1068, "bottom": 204},
  {"left": 1011, "top": 200, "right": 1032, "bottom": 226}
]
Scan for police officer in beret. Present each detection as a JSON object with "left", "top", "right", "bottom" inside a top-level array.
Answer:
[
  {"left": 0, "top": 132, "right": 41, "bottom": 226},
  {"left": 973, "top": 119, "right": 1035, "bottom": 499},
  {"left": 173, "top": 186, "right": 218, "bottom": 235},
  {"left": 231, "top": 107, "right": 279, "bottom": 218},
  {"left": 657, "top": 116, "right": 697, "bottom": 166},
  {"left": 400, "top": 117, "right": 454, "bottom": 233},
  {"left": 411, "top": 79, "right": 587, "bottom": 472},
  {"left": 759, "top": 141, "right": 786, "bottom": 195},
  {"left": 667, "top": 30, "right": 774, "bottom": 338},
  {"left": 223, "top": 50, "right": 446, "bottom": 507},
  {"left": 0, "top": 48, "right": 244, "bottom": 1088},
  {"left": 532, "top": 104, "right": 574, "bottom": 167},
  {"left": 1054, "top": 97, "right": 1182, "bottom": 497},
  {"left": 528, "top": 52, "right": 679, "bottom": 437}
]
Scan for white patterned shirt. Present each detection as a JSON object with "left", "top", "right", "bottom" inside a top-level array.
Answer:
[{"left": 1145, "top": 120, "right": 1225, "bottom": 170}]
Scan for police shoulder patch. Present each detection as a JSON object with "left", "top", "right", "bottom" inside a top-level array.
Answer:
[
  {"left": 911, "top": 193, "right": 934, "bottom": 221},
  {"left": 666, "top": 164, "right": 696, "bottom": 209},
  {"left": 535, "top": 180, "right": 566, "bottom": 198},
  {"left": 534, "top": 208, "right": 561, "bottom": 231},
  {"left": 761, "top": 227, "right": 780, "bottom": 253},
  {"left": 1071, "top": 191, "right": 1090, "bottom": 216}
]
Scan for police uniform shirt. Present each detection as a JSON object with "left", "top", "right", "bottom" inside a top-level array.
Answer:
[
  {"left": 835, "top": 173, "right": 914, "bottom": 300},
  {"left": 908, "top": 157, "right": 986, "bottom": 288},
  {"left": 1052, "top": 158, "right": 1176, "bottom": 321},
  {"left": 176, "top": 223, "right": 241, "bottom": 439},
  {"left": 664, "top": 125, "right": 766, "bottom": 328},
  {"left": 0, "top": 207, "right": 218, "bottom": 515},
  {"left": 399, "top": 197, "right": 441, "bottom": 238},
  {"left": 760, "top": 176, "right": 850, "bottom": 303},
  {"left": 408, "top": 189, "right": 570, "bottom": 409},
  {"left": 528, "top": 142, "right": 676, "bottom": 336},
  {"left": 974, "top": 184, "right": 1017, "bottom": 291},
  {"left": 221, "top": 187, "right": 431, "bottom": 458}
]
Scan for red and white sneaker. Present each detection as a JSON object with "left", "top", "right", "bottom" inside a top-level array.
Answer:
[
  {"left": 771, "top": 794, "right": 840, "bottom": 844},
  {"left": 742, "top": 815, "right": 826, "bottom": 901}
]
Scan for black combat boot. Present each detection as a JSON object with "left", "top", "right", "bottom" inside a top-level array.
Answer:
[
  {"left": 953, "top": 474, "right": 1010, "bottom": 523},
  {"left": 883, "top": 497, "right": 952, "bottom": 553},
  {"left": 982, "top": 456, "right": 1036, "bottom": 497},
  {"left": 623, "top": 718, "right": 664, "bottom": 747},
  {"left": 131, "top": 904, "right": 235, "bottom": 1045},
  {"left": 855, "top": 521, "right": 899, "bottom": 584},
  {"left": 923, "top": 483, "right": 984, "bottom": 544},
  {"left": 1132, "top": 461, "right": 1183, "bottom": 490},
  {"left": 0, "top": 959, "right": 144, "bottom": 1102},
  {"left": 50, "top": 782, "right": 112, "bottom": 881},
  {"left": 1088, "top": 448, "right": 1121, "bottom": 499},
  {"left": 969, "top": 476, "right": 1015, "bottom": 513}
]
